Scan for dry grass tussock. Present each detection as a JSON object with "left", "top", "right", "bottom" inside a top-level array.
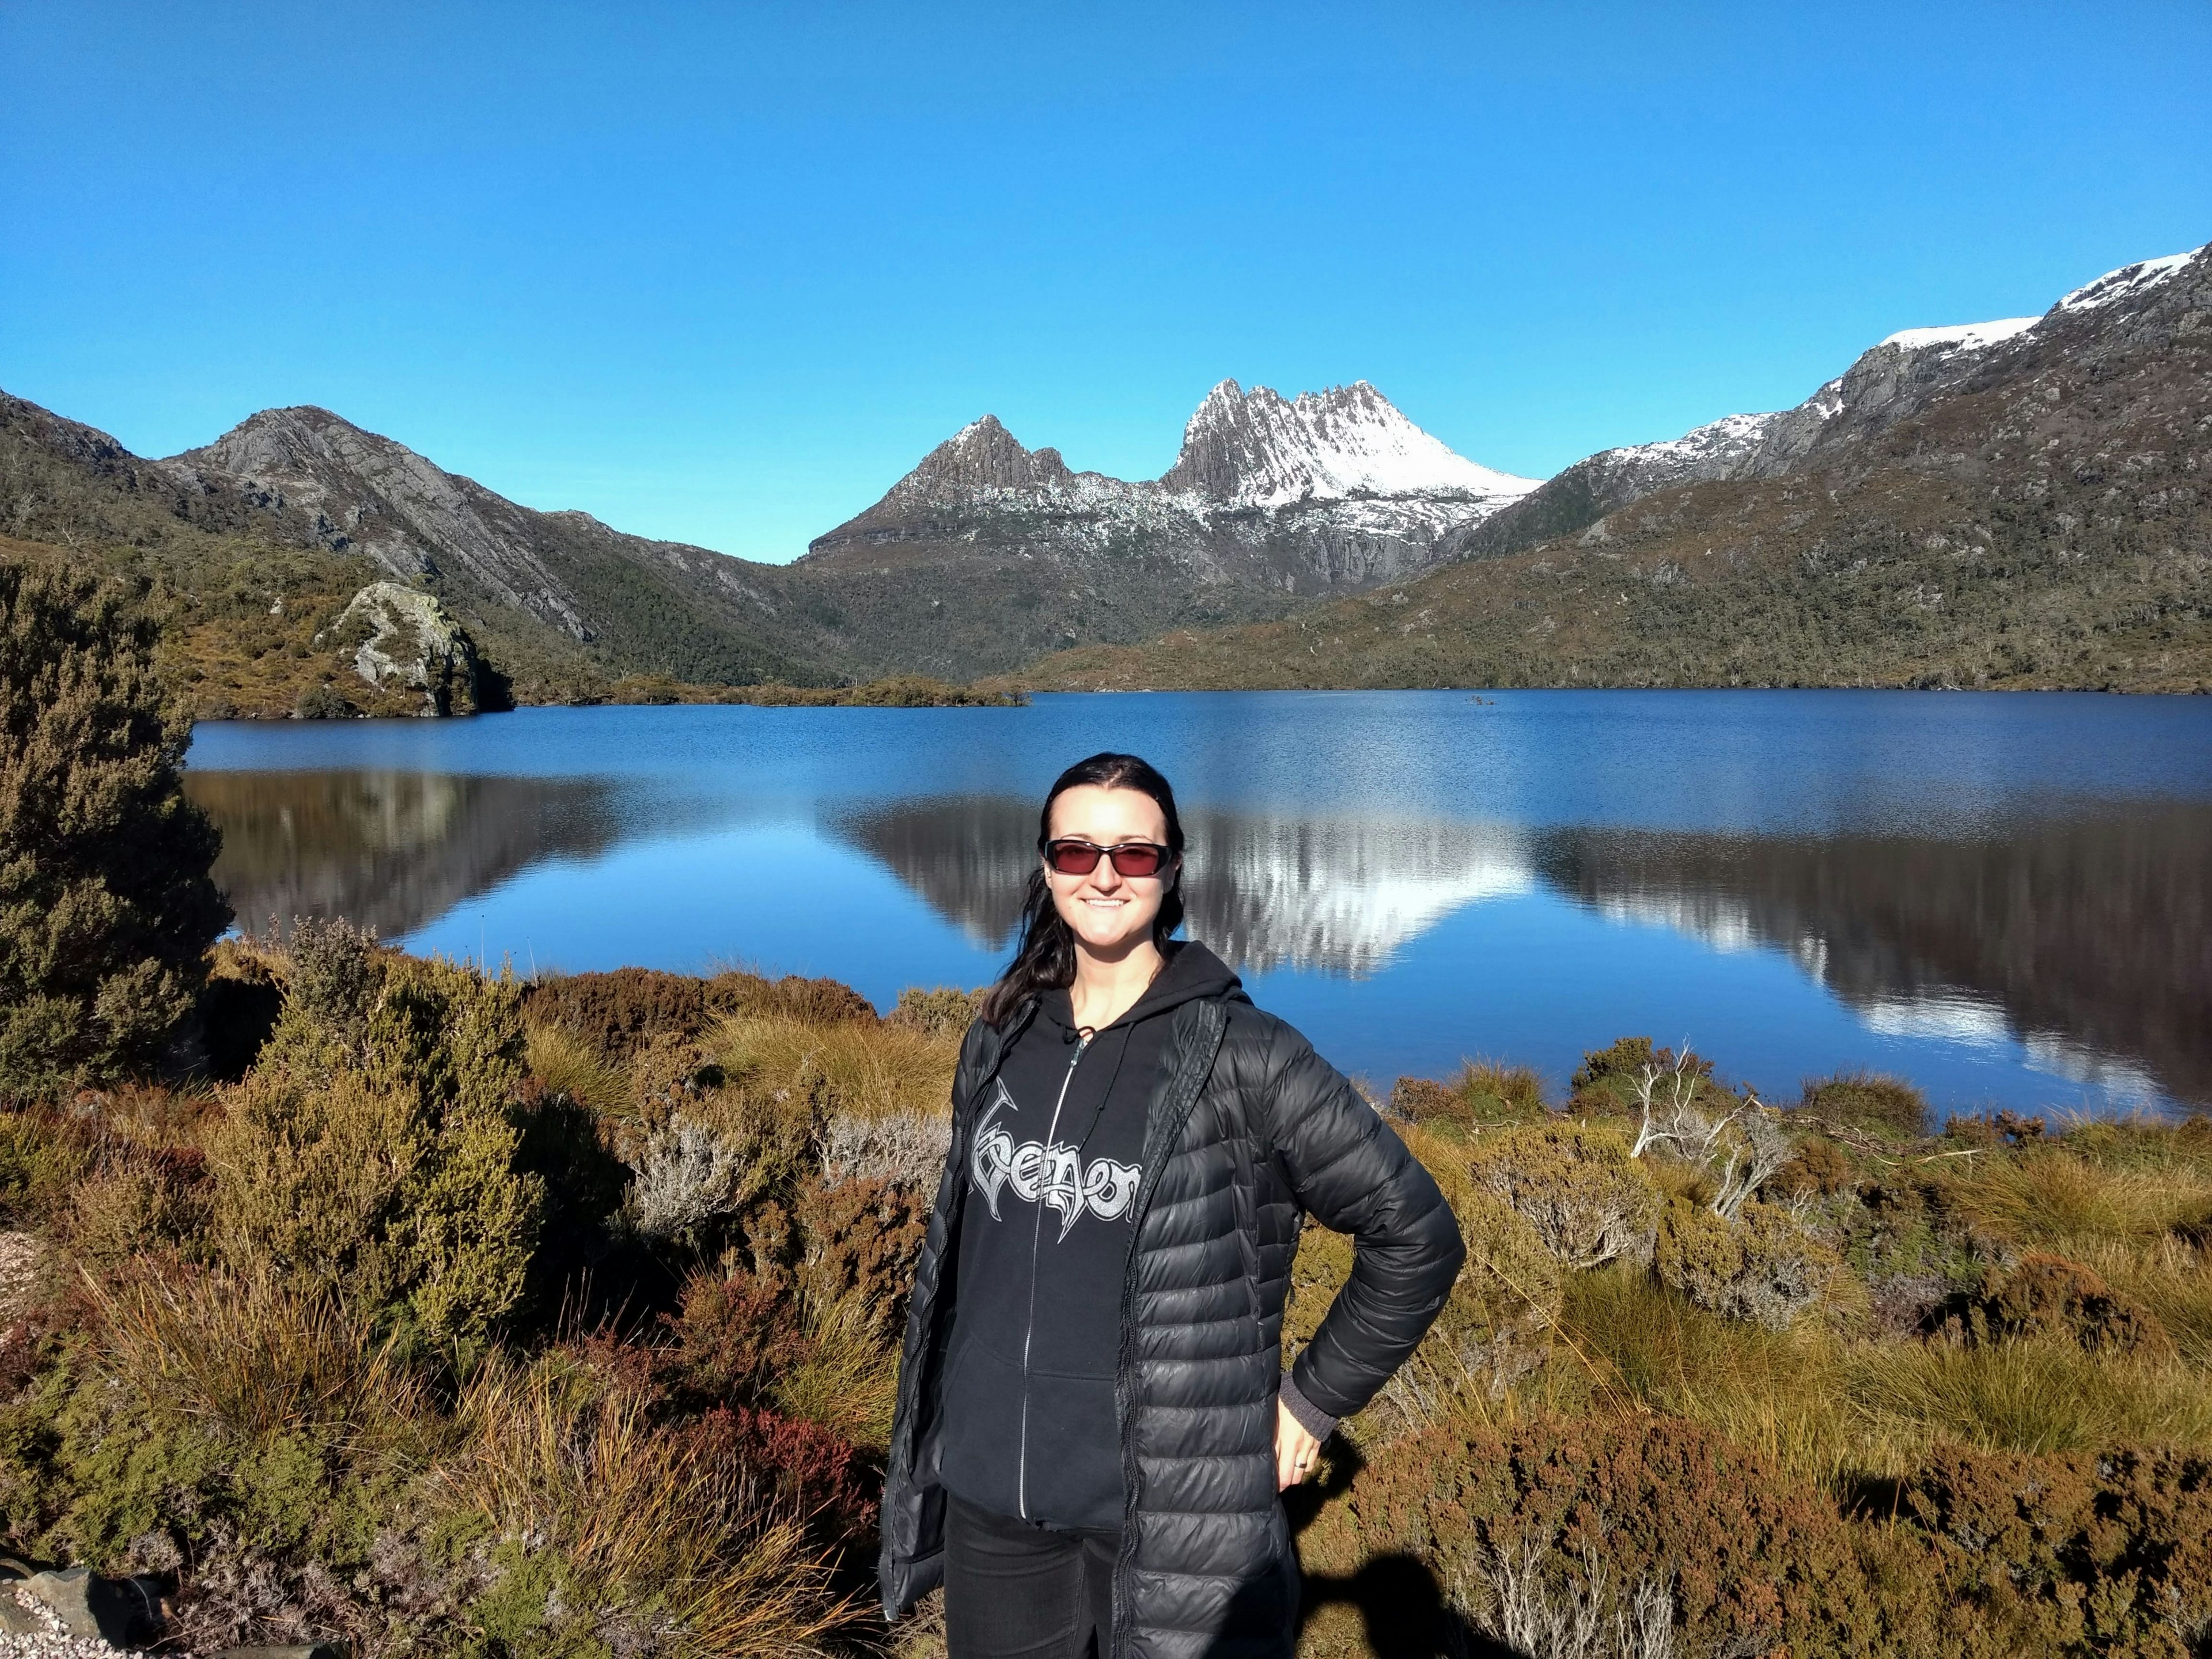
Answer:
[
  {"left": 1936, "top": 1145, "right": 2212, "bottom": 1253},
  {"left": 1849, "top": 1334, "right": 2212, "bottom": 1459},
  {"left": 89, "top": 1268, "right": 431, "bottom": 1454},
  {"left": 709, "top": 1010, "right": 960, "bottom": 1124},
  {"left": 447, "top": 1362, "right": 850, "bottom": 1659}
]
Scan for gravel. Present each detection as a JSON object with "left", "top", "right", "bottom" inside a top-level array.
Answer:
[{"left": 0, "top": 1590, "right": 126, "bottom": 1659}]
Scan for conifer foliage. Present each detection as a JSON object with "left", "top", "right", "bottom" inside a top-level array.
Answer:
[{"left": 0, "top": 562, "right": 229, "bottom": 1099}]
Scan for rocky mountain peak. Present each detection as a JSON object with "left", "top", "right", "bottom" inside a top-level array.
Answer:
[
  {"left": 1158, "top": 377, "right": 1536, "bottom": 507},
  {"left": 882, "top": 414, "right": 1078, "bottom": 507},
  {"left": 176, "top": 405, "right": 387, "bottom": 478}
]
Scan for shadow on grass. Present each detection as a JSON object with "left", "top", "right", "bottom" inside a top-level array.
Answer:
[{"left": 1286, "top": 1442, "right": 1503, "bottom": 1659}]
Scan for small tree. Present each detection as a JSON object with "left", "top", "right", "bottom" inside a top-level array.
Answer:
[{"left": 0, "top": 563, "right": 229, "bottom": 1099}]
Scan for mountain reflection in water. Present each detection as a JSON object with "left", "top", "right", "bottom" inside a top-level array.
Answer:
[
  {"left": 185, "top": 771, "right": 617, "bottom": 941},
  {"left": 836, "top": 795, "right": 2212, "bottom": 1107},
  {"left": 829, "top": 797, "right": 1532, "bottom": 978},
  {"left": 1535, "top": 806, "right": 2212, "bottom": 1105}
]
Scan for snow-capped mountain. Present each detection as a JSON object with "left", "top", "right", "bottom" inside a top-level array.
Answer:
[
  {"left": 1449, "top": 243, "right": 2209, "bottom": 565},
  {"left": 797, "top": 378, "right": 1537, "bottom": 673},
  {"left": 1159, "top": 379, "right": 1537, "bottom": 509}
]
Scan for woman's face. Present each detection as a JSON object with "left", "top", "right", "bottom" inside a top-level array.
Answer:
[{"left": 1044, "top": 784, "right": 1177, "bottom": 957}]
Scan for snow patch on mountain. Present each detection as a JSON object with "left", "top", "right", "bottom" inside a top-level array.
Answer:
[
  {"left": 1608, "top": 410, "right": 1782, "bottom": 472},
  {"left": 2055, "top": 247, "right": 2200, "bottom": 315},
  {"left": 1878, "top": 317, "right": 2038, "bottom": 354}
]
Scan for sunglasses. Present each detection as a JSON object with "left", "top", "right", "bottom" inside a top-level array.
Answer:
[{"left": 1043, "top": 838, "right": 1174, "bottom": 878}]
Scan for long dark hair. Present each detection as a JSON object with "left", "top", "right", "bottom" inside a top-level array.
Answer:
[{"left": 980, "top": 752, "right": 1185, "bottom": 1028}]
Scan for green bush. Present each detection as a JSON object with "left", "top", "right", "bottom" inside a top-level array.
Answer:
[
  {"left": 0, "top": 562, "right": 230, "bottom": 1099},
  {"left": 210, "top": 954, "right": 543, "bottom": 1347},
  {"left": 1803, "top": 1070, "right": 1930, "bottom": 1140},
  {"left": 292, "top": 682, "right": 359, "bottom": 719},
  {"left": 1655, "top": 1198, "right": 1843, "bottom": 1330},
  {"left": 1465, "top": 1122, "right": 1660, "bottom": 1270},
  {"left": 886, "top": 986, "right": 982, "bottom": 1040},
  {"left": 1390, "top": 1062, "right": 1548, "bottom": 1132}
]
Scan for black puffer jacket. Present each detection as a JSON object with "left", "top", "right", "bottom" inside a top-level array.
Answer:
[{"left": 881, "top": 960, "right": 1465, "bottom": 1657}]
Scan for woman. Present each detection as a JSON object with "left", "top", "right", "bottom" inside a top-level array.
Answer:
[{"left": 881, "top": 753, "right": 1464, "bottom": 1659}]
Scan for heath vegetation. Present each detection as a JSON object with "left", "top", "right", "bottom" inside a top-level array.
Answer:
[{"left": 3, "top": 566, "right": 2209, "bottom": 1658}]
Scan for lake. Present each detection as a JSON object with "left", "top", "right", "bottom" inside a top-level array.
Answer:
[{"left": 184, "top": 691, "right": 2212, "bottom": 1117}]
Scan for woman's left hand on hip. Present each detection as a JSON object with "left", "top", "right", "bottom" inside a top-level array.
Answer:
[{"left": 1274, "top": 1397, "right": 1322, "bottom": 1491}]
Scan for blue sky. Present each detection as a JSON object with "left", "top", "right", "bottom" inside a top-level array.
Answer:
[{"left": 5, "top": 1, "right": 2207, "bottom": 563}]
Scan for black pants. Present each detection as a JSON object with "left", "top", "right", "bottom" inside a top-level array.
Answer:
[{"left": 944, "top": 1493, "right": 1118, "bottom": 1659}]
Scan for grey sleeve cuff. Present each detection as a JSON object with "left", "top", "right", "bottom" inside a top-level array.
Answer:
[{"left": 1278, "top": 1370, "right": 1339, "bottom": 1442}]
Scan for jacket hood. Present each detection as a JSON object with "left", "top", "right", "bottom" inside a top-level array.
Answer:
[{"left": 1040, "top": 939, "right": 1242, "bottom": 1036}]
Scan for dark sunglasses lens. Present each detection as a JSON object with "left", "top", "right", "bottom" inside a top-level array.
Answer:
[
  {"left": 1046, "top": 842, "right": 1103, "bottom": 874},
  {"left": 1108, "top": 844, "right": 1165, "bottom": 876}
]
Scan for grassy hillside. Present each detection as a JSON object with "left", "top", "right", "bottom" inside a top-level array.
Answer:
[{"left": 4, "top": 941, "right": 2210, "bottom": 1657}]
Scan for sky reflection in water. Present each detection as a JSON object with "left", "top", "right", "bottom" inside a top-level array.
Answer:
[{"left": 184, "top": 691, "right": 2212, "bottom": 1115}]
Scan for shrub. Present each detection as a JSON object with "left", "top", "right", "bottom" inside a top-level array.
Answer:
[
  {"left": 622, "top": 1113, "right": 765, "bottom": 1241},
  {"left": 282, "top": 914, "right": 380, "bottom": 1040},
  {"left": 1389, "top": 1076, "right": 1460, "bottom": 1124},
  {"left": 209, "top": 955, "right": 544, "bottom": 1346},
  {"left": 292, "top": 683, "right": 359, "bottom": 719},
  {"left": 66, "top": 1150, "right": 213, "bottom": 1268},
  {"left": 1903, "top": 1443, "right": 2212, "bottom": 1653},
  {"left": 816, "top": 1108, "right": 951, "bottom": 1194},
  {"left": 525, "top": 968, "right": 710, "bottom": 1059},
  {"left": 1570, "top": 1035, "right": 1662, "bottom": 1093},
  {"left": 1952, "top": 1252, "right": 2173, "bottom": 1355},
  {"left": 1392, "top": 1062, "right": 1549, "bottom": 1133},
  {"left": 711, "top": 971, "right": 877, "bottom": 1027},
  {"left": 1570, "top": 1036, "right": 1715, "bottom": 1114},
  {"left": 793, "top": 1176, "right": 930, "bottom": 1338},
  {"left": 1655, "top": 1199, "right": 1843, "bottom": 1330},
  {"left": 0, "top": 562, "right": 230, "bottom": 1099},
  {"left": 1456, "top": 1060, "right": 1549, "bottom": 1124},
  {"left": 1466, "top": 1123, "right": 1661, "bottom": 1270},
  {"left": 1310, "top": 1411, "right": 1878, "bottom": 1659},
  {"left": 1768, "top": 1136, "right": 1855, "bottom": 1200},
  {"left": 887, "top": 986, "right": 981, "bottom": 1040},
  {"left": 1802, "top": 1071, "right": 1930, "bottom": 1140}
]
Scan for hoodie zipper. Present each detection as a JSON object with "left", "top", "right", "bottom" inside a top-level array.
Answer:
[{"left": 1018, "top": 1029, "right": 1090, "bottom": 1521}]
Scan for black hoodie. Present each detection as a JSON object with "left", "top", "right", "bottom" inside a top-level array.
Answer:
[{"left": 936, "top": 940, "right": 1242, "bottom": 1533}]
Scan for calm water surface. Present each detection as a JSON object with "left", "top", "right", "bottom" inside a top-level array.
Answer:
[{"left": 184, "top": 691, "right": 2212, "bottom": 1116}]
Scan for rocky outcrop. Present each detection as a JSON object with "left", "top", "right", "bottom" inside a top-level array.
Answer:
[{"left": 316, "top": 582, "right": 491, "bottom": 715}]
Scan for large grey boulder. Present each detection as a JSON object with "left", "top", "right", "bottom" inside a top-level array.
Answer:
[{"left": 315, "top": 582, "right": 489, "bottom": 716}]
